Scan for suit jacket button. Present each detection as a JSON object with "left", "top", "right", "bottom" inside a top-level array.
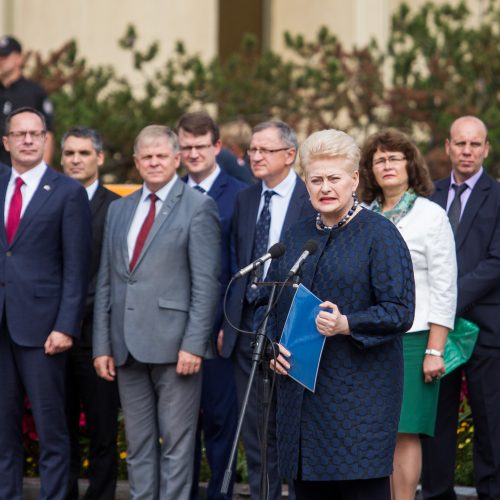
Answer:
[{"left": 6, "top": 251, "right": 12, "bottom": 257}]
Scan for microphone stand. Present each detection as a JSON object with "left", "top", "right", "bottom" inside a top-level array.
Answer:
[{"left": 221, "top": 280, "right": 286, "bottom": 499}]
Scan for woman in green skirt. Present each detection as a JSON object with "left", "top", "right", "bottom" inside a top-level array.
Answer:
[{"left": 360, "top": 129, "right": 457, "bottom": 500}]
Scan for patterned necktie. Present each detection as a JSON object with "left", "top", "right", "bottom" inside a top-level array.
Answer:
[
  {"left": 448, "top": 184, "right": 468, "bottom": 235},
  {"left": 246, "top": 190, "right": 276, "bottom": 303},
  {"left": 6, "top": 177, "right": 24, "bottom": 244},
  {"left": 129, "top": 193, "right": 158, "bottom": 271},
  {"left": 193, "top": 185, "right": 206, "bottom": 194}
]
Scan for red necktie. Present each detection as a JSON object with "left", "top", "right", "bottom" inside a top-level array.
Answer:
[
  {"left": 6, "top": 177, "right": 24, "bottom": 244},
  {"left": 129, "top": 193, "right": 158, "bottom": 271}
]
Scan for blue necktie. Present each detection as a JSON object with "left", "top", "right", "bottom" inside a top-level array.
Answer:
[
  {"left": 193, "top": 185, "right": 206, "bottom": 194},
  {"left": 246, "top": 190, "right": 276, "bottom": 303}
]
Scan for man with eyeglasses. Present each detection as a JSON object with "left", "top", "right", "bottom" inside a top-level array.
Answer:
[
  {"left": 221, "top": 120, "right": 314, "bottom": 500},
  {"left": 176, "top": 111, "right": 246, "bottom": 500},
  {"left": 0, "top": 36, "right": 55, "bottom": 166},
  {"left": 0, "top": 106, "right": 91, "bottom": 500},
  {"left": 421, "top": 116, "right": 500, "bottom": 500}
]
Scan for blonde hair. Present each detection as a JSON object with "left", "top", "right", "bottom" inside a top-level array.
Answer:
[
  {"left": 299, "top": 129, "right": 360, "bottom": 174},
  {"left": 220, "top": 119, "right": 252, "bottom": 151},
  {"left": 134, "top": 125, "right": 179, "bottom": 154}
]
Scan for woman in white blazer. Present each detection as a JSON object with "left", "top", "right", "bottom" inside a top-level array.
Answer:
[{"left": 360, "top": 129, "right": 457, "bottom": 500}]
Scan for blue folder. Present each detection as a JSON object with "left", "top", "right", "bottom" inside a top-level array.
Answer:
[{"left": 279, "top": 284, "right": 326, "bottom": 392}]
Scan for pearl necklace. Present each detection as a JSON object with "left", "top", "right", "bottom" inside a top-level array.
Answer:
[{"left": 316, "top": 197, "right": 359, "bottom": 231}]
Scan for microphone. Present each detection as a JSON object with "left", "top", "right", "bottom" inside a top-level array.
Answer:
[
  {"left": 287, "top": 240, "right": 318, "bottom": 277},
  {"left": 234, "top": 242, "right": 286, "bottom": 278}
]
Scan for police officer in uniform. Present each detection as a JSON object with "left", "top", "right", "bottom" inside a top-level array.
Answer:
[{"left": 0, "top": 36, "right": 54, "bottom": 165}]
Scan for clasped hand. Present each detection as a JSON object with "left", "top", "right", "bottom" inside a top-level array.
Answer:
[
  {"left": 270, "top": 301, "right": 350, "bottom": 376},
  {"left": 315, "top": 301, "right": 349, "bottom": 337}
]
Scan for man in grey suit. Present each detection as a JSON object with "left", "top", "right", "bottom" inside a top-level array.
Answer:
[{"left": 93, "top": 125, "right": 221, "bottom": 500}]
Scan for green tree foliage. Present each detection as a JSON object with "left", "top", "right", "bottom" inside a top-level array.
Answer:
[
  {"left": 24, "top": 2, "right": 499, "bottom": 182},
  {"left": 387, "top": 0, "right": 500, "bottom": 177}
]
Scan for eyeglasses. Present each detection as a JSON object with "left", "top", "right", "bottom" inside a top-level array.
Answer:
[
  {"left": 372, "top": 155, "right": 406, "bottom": 168},
  {"left": 7, "top": 130, "right": 47, "bottom": 141},
  {"left": 179, "top": 144, "right": 213, "bottom": 154},
  {"left": 247, "top": 147, "right": 290, "bottom": 157}
]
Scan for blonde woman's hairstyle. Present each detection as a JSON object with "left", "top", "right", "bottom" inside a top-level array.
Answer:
[{"left": 299, "top": 129, "right": 360, "bottom": 174}]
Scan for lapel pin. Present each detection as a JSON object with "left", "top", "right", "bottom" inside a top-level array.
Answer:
[{"left": 43, "top": 185, "right": 51, "bottom": 191}]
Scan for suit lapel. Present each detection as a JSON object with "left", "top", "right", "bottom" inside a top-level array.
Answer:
[
  {"left": 10, "top": 167, "right": 57, "bottom": 245},
  {"left": 431, "top": 178, "right": 450, "bottom": 210},
  {"left": 0, "top": 167, "right": 10, "bottom": 247},
  {"left": 243, "top": 184, "right": 262, "bottom": 264},
  {"left": 130, "top": 178, "right": 183, "bottom": 273},
  {"left": 281, "top": 177, "right": 308, "bottom": 236},
  {"left": 456, "top": 173, "right": 491, "bottom": 249},
  {"left": 90, "top": 183, "right": 107, "bottom": 217},
  {"left": 207, "top": 170, "right": 227, "bottom": 203}
]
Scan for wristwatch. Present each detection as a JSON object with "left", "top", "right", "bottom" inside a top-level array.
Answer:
[{"left": 425, "top": 348, "right": 444, "bottom": 358}]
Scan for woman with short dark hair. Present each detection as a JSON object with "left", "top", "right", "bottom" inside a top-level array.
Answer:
[{"left": 360, "top": 128, "right": 457, "bottom": 500}]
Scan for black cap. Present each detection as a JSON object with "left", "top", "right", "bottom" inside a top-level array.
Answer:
[{"left": 0, "top": 36, "right": 22, "bottom": 55}]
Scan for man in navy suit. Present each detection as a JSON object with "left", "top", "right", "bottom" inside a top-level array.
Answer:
[
  {"left": 221, "top": 120, "right": 315, "bottom": 500},
  {"left": 421, "top": 116, "right": 500, "bottom": 500},
  {"left": 61, "top": 127, "right": 120, "bottom": 500},
  {"left": 177, "top": 111, "right": 246, "bottom": 500},
  {"left": 0, "top": 107, "right": 91, "bottom": 500}
]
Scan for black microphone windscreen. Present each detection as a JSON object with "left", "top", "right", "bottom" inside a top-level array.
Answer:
[
  {"left": 269, "top": 242, "right": 286, "bottom": 258},
  {"left": 304, "top": 239, "right": 318, "bottom": 254}
]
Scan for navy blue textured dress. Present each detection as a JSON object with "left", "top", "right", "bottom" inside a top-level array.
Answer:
[{"left": 264, "top": 208, "right": 415, "bottom": 481}]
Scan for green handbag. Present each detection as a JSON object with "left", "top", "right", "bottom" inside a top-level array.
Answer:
[{"left": 443, "top": 317, "right": 479, "bottom": 375}]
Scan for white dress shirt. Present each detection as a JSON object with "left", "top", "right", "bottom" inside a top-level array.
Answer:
[
  {"left": 127, "top": 176, "right": 178, "bottom": 262},
  {"left": 187, "top": 165, "right": 221, "bottom": 193},
  {"left": 4, "top": 162, "right": 47, "bottom": 224},
  {"left": 259, "top": 168, "right": 297, "bottom": 276},
  {"left": 85, "top": 179, "right": 99, "bottom": 201}
]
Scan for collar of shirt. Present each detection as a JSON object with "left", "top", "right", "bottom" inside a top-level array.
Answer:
[
  {"left": 86, "top": 179, "right": 99, "bottom": 200},
  {"left": 259, "top": 168, "right": 298, "bottom": 277},
  {"left": 10, "top": 161, "right": 47, "bottom": 189},
  {"left": 141, "top": 175, "right": 178, "bottom": 204},
  {"left": 261, "top": 168, "right": 296, "bottom": 203},
  {"left": 187, "top": 164, "right": 221, "bottom": 193},
  {"left": 450, "top": 166, "right": 483, "bottom": 191},
  {"left": 4, "top": 161, "right": 47, "bottom": 224},
  {"left": 446, "top": 166, "right": 484, "bottom": 214},
  {"left": 0, "top": 75, "right": 25, "bottom": 90}
]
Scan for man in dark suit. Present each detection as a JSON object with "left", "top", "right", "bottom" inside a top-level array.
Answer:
[
  {"left": 93, "top": 125, "right": 221, "bottom": 499},
  {"left": 177, "top": 111, "right": 247, "bottom": 500},
  {"left": 221, "top": 120, "right": 315, "bottom": 500},
  {"left": 61, "top": 127, "right": 120, "bottom": 500},
  {"left": 421, "top": 116, "right": 500, "bottom": 500},
  {"left": 0, "top": 107, "right": 91, "bottom": 500}
]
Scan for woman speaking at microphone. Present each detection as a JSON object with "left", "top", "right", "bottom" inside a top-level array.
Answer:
[{"left": 264, "top": 129, "right": 415, "bottom": 500}]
